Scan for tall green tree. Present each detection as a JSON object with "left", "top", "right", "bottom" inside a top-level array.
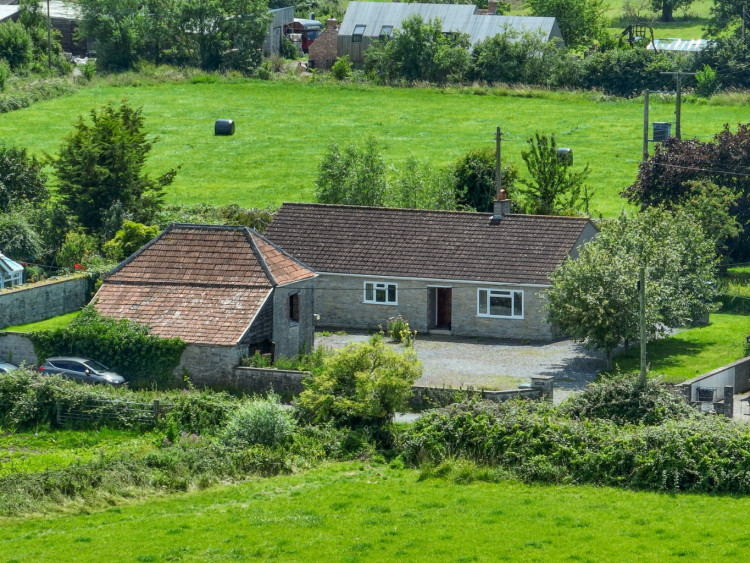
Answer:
[
  {"left": 518, "top": 133, "right": 591, "bottom": 215},
  {"left": 524, "top": 0, "right": 607, "bottom": 49},
  {"left": 649, "top": 0, "right": 694, "bottom": 22},
  {"left": 546, "top": 207, "right": 718, "bottom": 368},
  {"left": 315, "top": 137, "right": 389, "bottom": 207},
  {"left": 53, "top": 101, "right": 177, "bottom": 235},
  {"left": 0, "top": 144, "right": 48, "bottom": 213},
  {"left": 451, "top": 147, "right": 518, "bottom": 212}
]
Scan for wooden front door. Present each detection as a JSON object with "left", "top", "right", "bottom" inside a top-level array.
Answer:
[{"left": 436, "top": 288, "right": 452, "bottom": 330}]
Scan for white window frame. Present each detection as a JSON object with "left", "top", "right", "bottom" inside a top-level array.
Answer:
[
  {"left": 477, "top": 288, "right": 524, "bottom": 319},
  {"left": 364, "top": 281, "right": 397, "bottom": 305}
]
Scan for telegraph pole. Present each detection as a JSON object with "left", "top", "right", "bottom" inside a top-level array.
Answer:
[
  {"left": 495, "top": 126, "right": 502, "bottom": 196},
  {"left": 47, "top": 0, "right": 51, "bottom": 69},
  {"left": 639, "top": 267, "right": 647, "bottom": 386},
  {"left": 660, "top": 71, "right": 696, "bottom": 140},
  {"left": 642, "top": 90, "right": 649, "bottom": 162}
]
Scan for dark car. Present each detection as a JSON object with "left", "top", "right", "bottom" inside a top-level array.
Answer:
[{"left": 40, "top": 357, "right": 126, "bottom": 386}]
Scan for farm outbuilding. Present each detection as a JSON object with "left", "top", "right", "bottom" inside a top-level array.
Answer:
[
  {"left": 338, "top": 1, "right": 563, "bottom": 64},
  {"left": 263, "top": 6, "right": 295, "bottom": 56}
]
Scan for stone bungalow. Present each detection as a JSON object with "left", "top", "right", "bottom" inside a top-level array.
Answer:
[
  {"left": 94, "top": 224, "right": 317, "bottom": 380},
  {"left": 265, "top": 200, "right": 597, "bottom": 341}
]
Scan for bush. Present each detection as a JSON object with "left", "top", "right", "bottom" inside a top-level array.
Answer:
[
  {"left": 386, "top": 315, "right": 416, "bottom": 346},
  {"left": 0, "top": 20, "right": 33, "bottom": 70},
  {"left": 0, "top": 143, "right": 49, "bottom": 213},
  {"left": 103, "top": 220, "right": 160, "bottom": 261},
  {"left": 0, "top": 59, "right": 9, "bottom": 91},
  {"left": 163, "top": 390, "right": 239, "bottom": 436},
  {"left": 331, "top": 55, "right": 352, "bottom": 80},
  {"left": 28, "top": 306, "right": 187, "bottom": 390},
  {"left": 296, "top": 334, "right": 422, "bottom": 430},
  {"left": 695, "top": 64, "right": 718, "bottom": 98},
  {"left": 280, "top": 37, "right": 298, "bottom": 60},
  {"left": 222, "top": 395, "right": 296, "bottom": 447},
  {"left": 562, "top": 373, "right": 696, "bottom": 425}
]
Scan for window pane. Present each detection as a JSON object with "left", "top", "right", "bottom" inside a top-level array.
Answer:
[
  {"left": 387, "top": 284, "right": 396, "bottom": 303},
  {"left": 353, "top": 25, "right": 366, "bottom": 34},
  {"left": 513, "top": 292, "right": 523, "bottom": 317},
  {"left": 365, "top": 284, "right": 374, "bottom": 301},
  {"left": 478, "top": 290, "right": 488, "bottom": 314},
  {"left": 376, "top": 288, "right": 386, "bottom": 302},
  {"left": 490, "top": 293, "right": 512, "bottom": 317}
]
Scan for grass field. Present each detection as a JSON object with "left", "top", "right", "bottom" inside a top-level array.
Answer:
[
  {"left": 613, "top": 313, "right": 750, "bottom": 382},
  {"left": 1, "top": 460, "right": 749, "bottom": 561},
  {"left": 2, "top": 79, "right": 747, "bottom": 217},
  {"left": 2, "top": 311, "right": 80, "bottom": 332}
]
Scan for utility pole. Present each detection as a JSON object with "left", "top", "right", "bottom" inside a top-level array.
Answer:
[
  {"left": 495, "top": 126, "right": 502, "bottom": 196},
  {"left": 639, "top": 267, "right": 647, "bottom": 386},
  {"left": 743, "top": 5, "right": 747, "bottom": 42},
  {"left": 660, "top": 71, "right": 696, "bottom": 140},
  {"left": 642, "top": 90, "right": 649, "bottom": 162},
  {"left": 47, "top": 0, "right": 51, "bottom": 69}
]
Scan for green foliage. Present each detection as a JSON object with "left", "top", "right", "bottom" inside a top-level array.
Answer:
[
  {"left": 103, "top": 220, "right": 160, "bottom": 261},
  {"left": 0, "top": 59, "right": 9, "bottom": 92},
  {"left": 364, "top": 15, "right": 471, "bottom": 83},
  {"left": 0, "top": 20, "right": 33, "bottom": 70},
  {"left": 451, "top": 147, "right": 518, "bottom": 212},
  {"left": 221, "top": 395, "right": 296, "bottom": 448},
  {"left": 81, "top": 61, "right": 97, "bottom": 82},
  {"left": 28, "top": 306, "right": 187, "bottom": 390},
  {"left": 386, "top": 315, "right": 416, "bottom": 346},
  {"left": 280, "top": 37, "right": 298, "bottom": 60},
  {"left": 518, "top": 132, "right": 592, "bottom": 215},
  {"left": 525, "top": 0, "right": 607, "bottom": 49},
  {"left": 403, "top": 393, "right": 750, "bottom": 493},
  {"left": 0, "top": 76, "right": 77, "bottom": 115},
  {"left": 331, "top": 55, "right": 352, "bottom": 81},
  {"left": 391, "top": 157, "right": 458, "bottom": 210},
  {"left": 697, "top": 37, "right": 750, "bottom": 90},
  {"left": 56, "top": 230, "right": 100, "bottom": 270},
  {"left": 53, "top": 101, "right": 177, "bottom": 235},
  {"left": 315, "top": 136, "right": 388, "bottom": 206},
  {"left": 0, "top": 212, "right": 42, "bottom": 261},
  {"left": 164, "top": 390, "right": 239, "bottom": 436},
  {"left": 649, "top": 0, "right": 695, "bottom": 22},
  {"left": 296, "top": 335, "right": 422, "bottom": 429},
  {"left": 156, "top": 203, "right": 274, "bottom": 233},
  {"left": 695, "top": 64, "right": 718, "bottom": 97},
  {"left": 273, "top": 346, "right": 328, "bottom": 373},
  {"left": 563, "top": 373, "right": 696, "bottom": 425},
  {"left": 0, "top": 143, "right": 48, "bottom": 213},
  {"left": 547, "top": 207, "right": 718, "bottom": 366}
]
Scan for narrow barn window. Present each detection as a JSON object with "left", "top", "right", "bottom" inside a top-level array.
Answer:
[
  {"left": 379, "top": 25, "right": 393, "bottom": 39},
  {"left": 364, "top": 281, "right": 397, "bottom": 304},
  {"left": 353, "top": 24, "right": 366, "bottom": 43},
  {"left": 289, "top": 293, "right": 300, "bottom": 324},
  {"left": 477, "top": 289, "right": 523, "bottom": 319}
]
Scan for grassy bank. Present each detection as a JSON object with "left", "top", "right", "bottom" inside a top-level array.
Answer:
[
  {"left": 1, "top": 461, "right": 748, "bottom": 561},
  {"left": 2, "top": 311, "right": 80, "bottom": 333},
  {"left": 613, "top": 313, "right": 750, "bottom": 382},
  {"left": 2, "top": 79, "right": 748, "bottom": 217}
]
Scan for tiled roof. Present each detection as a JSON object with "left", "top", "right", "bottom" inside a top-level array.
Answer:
[
  {"left": 265, "top": 203, "right": 593, "bottom": 286},
  {"left": 95, "top": 224, "right": 315, "bottom": 345}
]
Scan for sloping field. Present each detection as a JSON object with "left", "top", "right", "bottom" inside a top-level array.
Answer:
[
  {"left": 1, "top": 79, "right": 746, "bottom": 216},
  {"left": 1, "top": 461, "right": 749, "bottom": 561}
]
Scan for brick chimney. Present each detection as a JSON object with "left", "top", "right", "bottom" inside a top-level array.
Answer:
[
  {"left": 488, "top": 0, "right": 498, "bottom": 14},
  {"left": 493, "top": 189, "right": 511, "bottom": 219},
  {"left": 326, "top": 18, "right": 338, "bottom": 29}
]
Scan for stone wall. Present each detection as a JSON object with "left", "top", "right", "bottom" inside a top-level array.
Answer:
[
  {"left": 0, "top": 276, "right": 88, "bottom": 329},
  {"left": 309, "top": 18, "right": 339, "bottom": 69},
  {"left": 272, "top": 281, "right": 315, "bottom": 360},
  {"left": 679, "top": 356, "right": 750, "bottom": 403},
  {"left": 227, "top": 366, "right": 307, "bottom": 398},
  {"left": 0, "top": 332, "right": 38, "bottom": 367},
  {"left": 174, "top": 344, "right": 247, "bottom": 384},
  {"left": 314, "top": 273, "right": 557, "bottom": 341}
]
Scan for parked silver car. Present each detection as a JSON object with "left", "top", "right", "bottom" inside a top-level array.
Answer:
[
  {"left": 0, "top": 362, "right": 18, "bottom": 374},
  {"left": 40, "top": 357, "right": 126, "bottom": 386}
]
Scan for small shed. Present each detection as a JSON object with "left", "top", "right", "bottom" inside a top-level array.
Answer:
[
  {"left": 263, "top": 6, "right": 295, "bottom": 56},
  {"left": 0, "top": 252, "right": 23, "bottom": 290}
]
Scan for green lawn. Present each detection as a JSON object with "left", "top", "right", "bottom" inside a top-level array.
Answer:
[
  {"left": 614, "top": 313, "right": 750, "bottom": 383},
  {"left": 2, "top": 79, "right": 747, "bottom": 218},
  {"left": 0, "top": 428, "right": 157, "bottom": 477},
  {"left": 2, "top": 311, "right": 79, "bottom": 333},
  {"left": 1, "top": 461, "right": 749, "bottom": 561}
]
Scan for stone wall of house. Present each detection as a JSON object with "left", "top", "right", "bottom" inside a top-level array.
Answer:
[
  {"left": 228, "top": 367, "right": 307, "bottom": 397},
  {"left": 0, "top": 332, "right": 38, "bottom": 367},
  {"left": 313, "top": 274, "right": 557, "bottom": 341},
  {"left": 242, "top": 294, "right": 274, "bottom": 349},
  {"left": 0, "top": 276, "right": 88, "bottom": 329},
  {"left": 272, "top": 281, "right": 315, "bottom": 359},
  {"left": 309, "top": 18, "right": 339, "bottom": 69},
  {"left": 174, "top": 344, "right": 246, "bottom": 384}
]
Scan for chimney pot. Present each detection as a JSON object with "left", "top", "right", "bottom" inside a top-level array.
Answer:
[
  {"left": 497, "top": 189, "right": 507, "bottom": 201},
  {"left": 488, "top": 0, "right": 499, "bottom": 14}
]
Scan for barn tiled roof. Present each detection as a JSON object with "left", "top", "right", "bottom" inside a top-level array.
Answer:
[
  {"left": 265, "top": 203, "right": 594, "bottom": 286},
  {"left": 94, "top": 224, "right": 315, "bottom": 345}
]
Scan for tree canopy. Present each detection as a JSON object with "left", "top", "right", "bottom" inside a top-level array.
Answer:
[
  {"left": 0, "top": 144, "right": 48, "bottom": 213},
  {"left": 524, "top": 0, "right": 608, "bottom": 49},
  {"left": 546, "top": 207, "right": 718, "bottom": 368}
]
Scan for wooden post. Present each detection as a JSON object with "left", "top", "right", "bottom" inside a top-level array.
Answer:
[
  {"left": 642, "top": 90, "right": 649, "bottom": 163},
  {"left": 639, "top": 267, "right": 647, "bottom": 387},
  {"left": 495, "top": 126, "right": 502, "bottom": 197},
  {"left": 56, "top": 401, "right": 62, "bottom": 426},
  {"left": 153, "top": 399, "right": 161, "bottom": 421}
]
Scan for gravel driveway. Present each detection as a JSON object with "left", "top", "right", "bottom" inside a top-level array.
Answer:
[{"left": 316, "top": 332, "right": 606, "bottom": 397}]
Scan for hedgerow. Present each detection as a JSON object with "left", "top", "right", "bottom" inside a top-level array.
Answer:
[
  {"left": 28, "top": 305, "right": 186, "bottom": 390},
  {"left": 402, "top": 378, "right": 750, "bottom": 494}
]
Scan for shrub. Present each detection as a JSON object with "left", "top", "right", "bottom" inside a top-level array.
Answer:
[
  {"left": 331, "top": 55, "right": 352, "bottom": 80},
  {"left": 221, "top": 395, "right": 296, "bottom": 448},
  {"left": 0, "top": 143, "right": 49, "bottom": 213},
  {"left": 296, "top": 334, "right": 422, "bottom": 430},
  {"left": 163, "top": 390, "right": 239, "bottom": 436},
  {"left": 386, "top": 315, "right": 416, "bottom": 346},
  {"left": 103, "top": 220, "right": 160, "bottom": 261},
  {"left": 0, "top": 20, "right": 33, "bottom": 70},
  {"left": 695, "top": 64, "right": 718, "bottom": 98},
  {"left": 280, "top": 37, "right": 298, "bottom": 60},
  {"left": 28, "top": 306, "right": 187, "bottom": 390},
  {"left": 0, "top": 59, "right": 9, "bottom": 91}
]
